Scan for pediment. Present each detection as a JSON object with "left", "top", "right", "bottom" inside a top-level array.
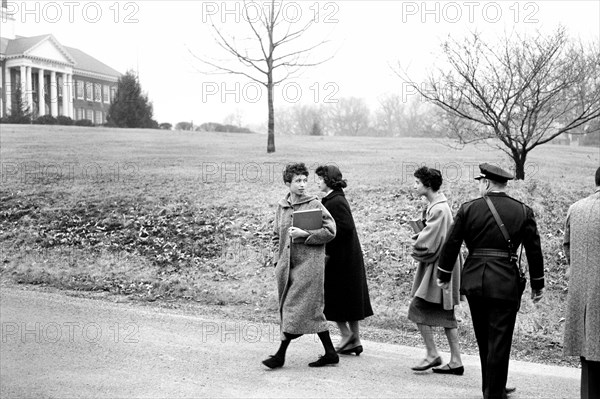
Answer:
[{"left": 25, "top": 36, "right": 74, "bottom": 65}]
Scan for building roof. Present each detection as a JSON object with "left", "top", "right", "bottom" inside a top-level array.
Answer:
[
  {"left": 1, "top": 34, "right": 120, "bottom": 78},
  {"left": 64, "top": 45, "right": 121, "bottom": 78},
  {"left": 0, "top": 37, "right": 9, "bottom": 55}
]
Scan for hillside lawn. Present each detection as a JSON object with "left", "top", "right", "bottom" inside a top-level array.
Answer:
[{"left": 1, "top": 124, "right": 598, "bottom": 367}]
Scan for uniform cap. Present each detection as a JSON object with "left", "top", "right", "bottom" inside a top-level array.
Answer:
[{"left": 474, "top": 163, "right": 514, "bottom": 183}]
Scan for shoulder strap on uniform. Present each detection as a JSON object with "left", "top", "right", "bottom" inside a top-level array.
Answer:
[{"left": 483, "top": 196, "right": 513, "bottom": 251}]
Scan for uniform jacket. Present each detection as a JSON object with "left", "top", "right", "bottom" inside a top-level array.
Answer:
[
  {"left": 411, "top": 193, "right": 462, "bottom": 310},
  {"left": 321, "top": 189, "right": 373, "bottom": 321},
  {"left": 563, "top": 190, "right": 600, "bottom": 361},
  {"left": 273, "top": 192, "right": 336, "bottom": 336},
  {"left": 437, "top": 192, "right": 544, "bottom": 302}
]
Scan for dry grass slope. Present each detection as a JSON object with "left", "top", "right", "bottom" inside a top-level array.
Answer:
[{"left": 1, "top": 124, "right": 598, "bottom": 366}]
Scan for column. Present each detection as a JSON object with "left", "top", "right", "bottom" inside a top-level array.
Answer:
[
  {"left": 61, "top": 72, "right": 69, "bottom": 117},
  {"left": 26, "top": 66, "right": 33, "bottom": 111},
  {"left": 66, "top": 73, "right": 74, "bottom": 118},
  {"left": 5, "top": 67, "right": 11, "bottom": 115},
  {"left": 0, "top": 67, "right": 4, "bottom": 118},
  {"left": 50, "top": 71, "right": 58, "bottom": 116},
  {"left": 38, "top": 68, "right": 45, "bottom": 116},
  {"left": 19, "top": 65, "right": 26, "bottom": 111}
]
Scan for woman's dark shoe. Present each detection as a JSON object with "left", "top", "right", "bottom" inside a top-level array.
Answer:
[
  {"left": 308, "top": 352, "right": 339, "bottom": 367},
  {"left": 411, "top": 356, "right": 442, "bottom": 371},
  {"left": 432, "top": 364, "right": 464, "bottom": 375},
  {"left": 336, "top": 336, "right": 358, "bottom": 353},
  {"left": 339, "top": 345, "right": 363, "bottom": 356},
  {"left": 335, "top": 337, "right": 355, "bottom": 352},
  {"left": 262, "top": 355, "right": 284, "bottom": 369}
]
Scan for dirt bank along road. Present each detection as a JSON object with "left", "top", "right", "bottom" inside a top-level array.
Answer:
[{"left": 0, "top": 286, "right": 579, "bottom": 398}]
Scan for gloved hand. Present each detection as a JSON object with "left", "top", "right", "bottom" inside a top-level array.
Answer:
[{"left": 531, "top": 288, "right": 544, "bottom": 303}]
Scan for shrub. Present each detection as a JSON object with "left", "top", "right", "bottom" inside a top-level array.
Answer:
[
  {"left": 74, "top": 119, "right": 94, "bottom": 127},
  {"left": 1, "top": 114, "right": 31, "bottom": 124},
  {"left": 56, "top": 115, "right": 74, "bottom": 126},
  {"left": 33, "top": 115, "right": 58, "bottom": 125}
]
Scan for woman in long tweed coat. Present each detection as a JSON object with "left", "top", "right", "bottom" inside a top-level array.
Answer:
[
  {"left": 563, "top": 167, "right": 600, "bottom": 398},
  {"left": 408, "top": 166, "right": 463, "bottom": 375},
  {"left": 262, "top": 163, "right": 338, "bottom": 369}
]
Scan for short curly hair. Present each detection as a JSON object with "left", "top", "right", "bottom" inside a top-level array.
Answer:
[
  {"left": 315, "top": 165, "right": 347, "bottom": 190},
  {"left": 414, "top": 166, "right": 443, "bottom": 192},
  {"left": 282, "top": 163, "right": 309, "bottom": 183}
]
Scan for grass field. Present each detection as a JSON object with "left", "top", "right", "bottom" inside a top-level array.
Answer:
[{"left": 1, "top": 124, "right": 598, "bottom": 366}]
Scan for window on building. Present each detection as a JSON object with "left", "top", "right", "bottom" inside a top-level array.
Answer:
[
  {"left": 58, "top": 76, "right": 63, "bottom": 97},
  {"left": 111, "top": 87, "right": 117, "bottom": 102},
  {"left": 86, "top": 109, "right": 94, "bottom": 123},
  {"left": 76, "top": 80, "right": 84, "bottom": 100},
  {"left": 94, "top": 83, "right": 102, "bottom": 102},
  {"left": 85, "top": 82, "right": 93, "bottom": 101},
  {"left": 103, "top": 85, "right": 110, "bottom": 103},
  {"left": 95, "top": 110, "right": 103, "bottom": 125}
]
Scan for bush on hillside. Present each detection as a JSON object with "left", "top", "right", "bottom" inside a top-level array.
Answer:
[
  {"left": 33, "top": 115, "right": 58, "bottom": 125},
  {"left": 56, "top": 115, "right": 74, "bottom": 125},
  {"left": 74, "top": 119, "right": 94, "bottom": 127}
]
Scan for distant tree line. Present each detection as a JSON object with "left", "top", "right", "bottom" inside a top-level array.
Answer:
[
  {"left": 272, "top": 95, "right": 445, "bottom": 138},
  {"left": 173, "top": 121, "right": 253, "bottom": 133}
]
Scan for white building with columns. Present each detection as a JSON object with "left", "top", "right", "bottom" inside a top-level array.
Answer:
[{"left": 0, "top": 1, "right": 121, "bottom": 123}]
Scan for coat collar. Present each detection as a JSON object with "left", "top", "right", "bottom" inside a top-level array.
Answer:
[
  {"left": 322, "top": 188, "right": 345, "bottom": 201},
  {"left": 427, "top": 192, "right": 448, "bottom": 211},
  {"left": 484, "top": 191, "right": 508, "bottom": 197},
  {"left": 278, "top": 192, "right": 317, "bottom": 208}
]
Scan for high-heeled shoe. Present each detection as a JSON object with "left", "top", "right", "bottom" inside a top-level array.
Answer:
[
  {"left": 335, "top": 336, "right": 358, "bottom": 353},
  {"left": 339, "top": 344, "right": 363, "bottom": 356}
]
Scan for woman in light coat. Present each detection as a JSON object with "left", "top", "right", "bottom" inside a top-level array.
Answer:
[
  {"left": 408, "top": 166, "right": 464, "bottom": 375},
  {"left": 563, "top": 167, "right": 600, "bottom": 398},
  {"left": 262, "top": 162, "right": 338, "bottom": 369}
]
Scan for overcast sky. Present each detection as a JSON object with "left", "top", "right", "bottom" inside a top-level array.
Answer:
[{"left": 10, "top": 0, "right": 600, "bottom": 127}]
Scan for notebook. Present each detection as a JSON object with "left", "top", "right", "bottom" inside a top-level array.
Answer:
[
  {"left": 408, "top": 219, "right": 425, "bottom": 234},
  {"left": 292, "top": 209, "right": 322, "bottom": 230}
]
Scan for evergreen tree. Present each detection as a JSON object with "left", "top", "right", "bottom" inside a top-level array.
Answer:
[
  {"left": 4, "top": 86, "right": 32, "bottom": 124},
  {"left": 107, "top": 70, "right": 157, "bottom": 128}
]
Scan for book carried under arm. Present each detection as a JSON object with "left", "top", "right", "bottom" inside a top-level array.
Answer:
[
  {"left": 293, "top": 208, "right": 322, "bottom": 230},
  {"left": 408, "top": 218, "right": 425, "bottom": 234}
]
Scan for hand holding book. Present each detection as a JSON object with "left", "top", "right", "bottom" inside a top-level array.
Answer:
[
  {"left": 291, "top": 209, "right": 322, "bottom": 243},
  {"left": 408, "top": 218, "right": 425, "bottom": 234}
]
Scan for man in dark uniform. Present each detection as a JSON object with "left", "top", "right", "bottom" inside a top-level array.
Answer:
[{"left": 437, "top": 163, "right": 545, "bottom": 399}]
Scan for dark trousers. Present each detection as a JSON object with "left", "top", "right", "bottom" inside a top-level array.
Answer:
[
  {"left": 467, "top": 296, "right": 519, "bottom": 399},
  {"left": 581, "top": 357, "right": 600, "bottom": 399}
]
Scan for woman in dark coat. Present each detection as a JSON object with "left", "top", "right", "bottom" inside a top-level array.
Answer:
[{"left": 316, "top": 165, "right": 373, "bottom": 355}]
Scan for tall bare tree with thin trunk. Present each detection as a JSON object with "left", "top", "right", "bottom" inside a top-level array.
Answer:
[
  {"left": 193, "top": 0, "right": 333, "bottom": 153},
  {"left": 397, "top": 27, "right": 600, "bottom": 179}
]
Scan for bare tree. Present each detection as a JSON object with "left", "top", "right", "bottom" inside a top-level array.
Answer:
[
  {"left": 398, "top": 27, "right": 600, "bottom": 179},
  {"left": 324, "top": 97, "right": 370, "bottom": 136},
  {"left": 223, "top": 108, "right": 244, "bottom": 127},
  {"left": 374, "top": 93, "right": 404, "bottom": 136},
  {"left": 292, "top": 104, "right": 322, "bottom": 135},
  {"left": 192, "top": 0, "right": 333, "bottom": 153}
]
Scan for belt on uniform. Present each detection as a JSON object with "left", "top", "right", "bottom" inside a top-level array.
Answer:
[{"left": 470, "top": 249, "right": 511, "bottom": 258}]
